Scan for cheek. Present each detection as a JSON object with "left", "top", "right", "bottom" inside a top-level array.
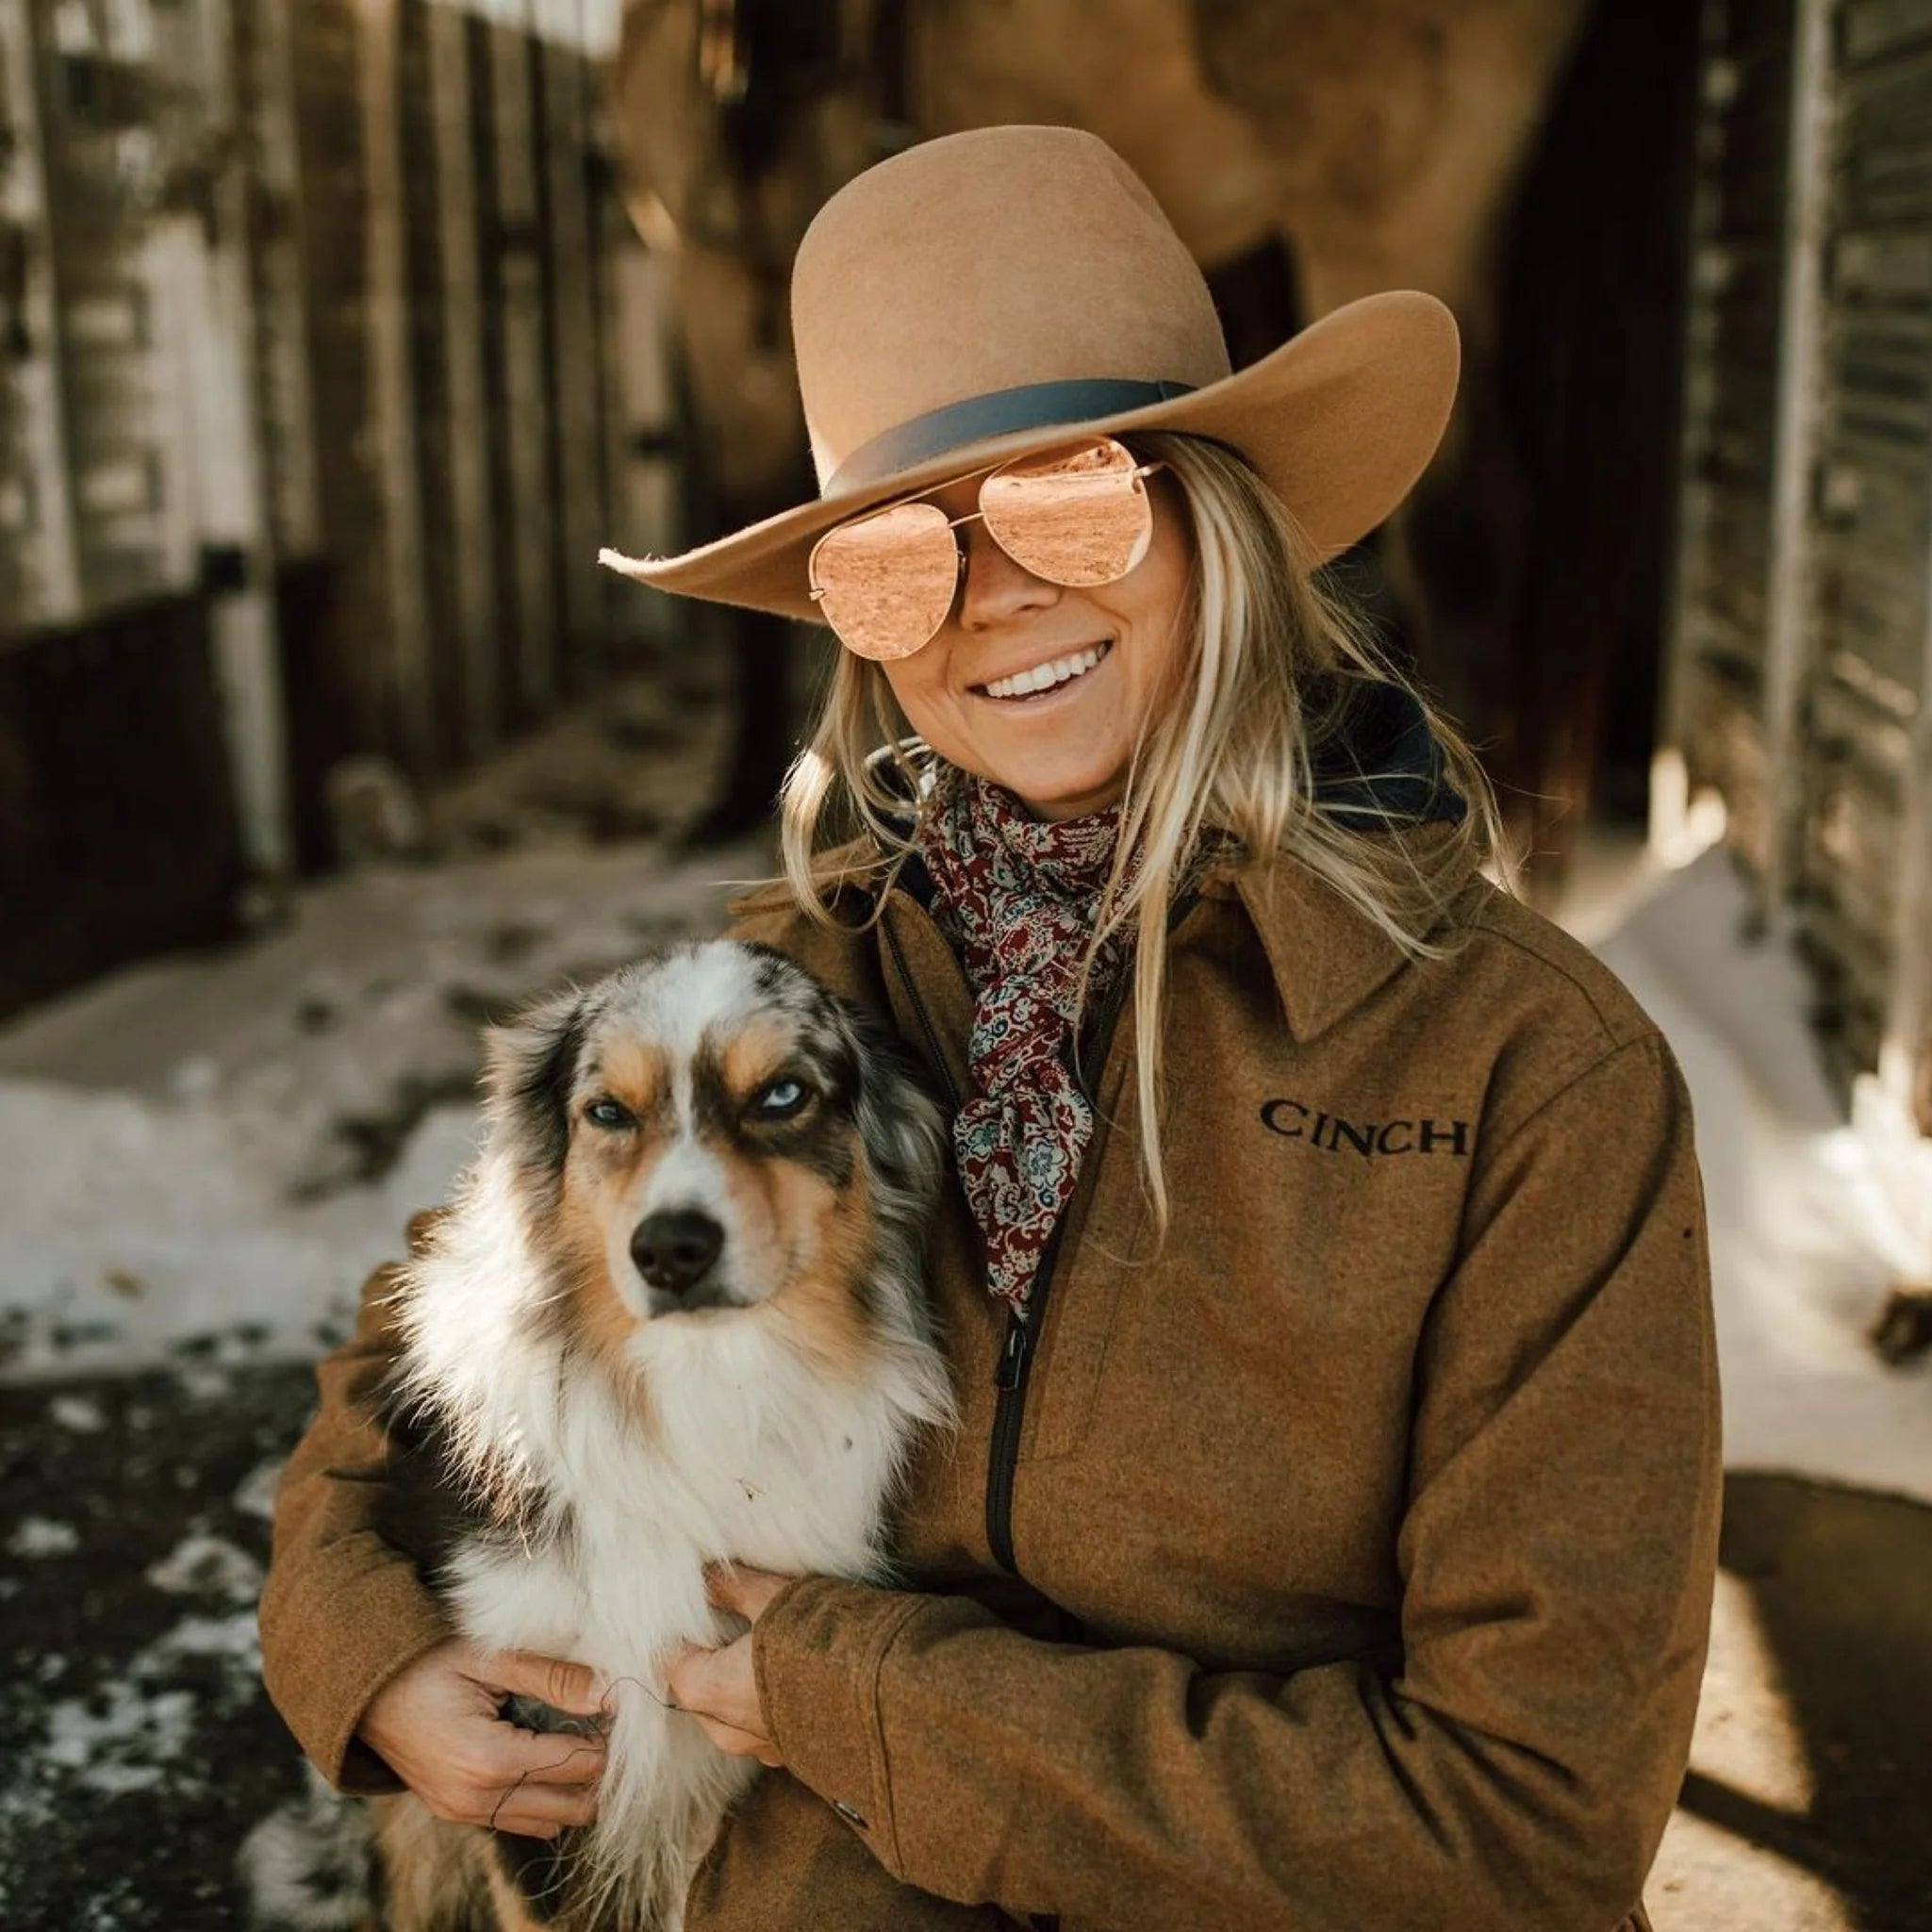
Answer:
[
  {"left": 1107, "top": 537, "right": 1193, "bottom": 699},
  {"left": 879, "top": 653, "right": 952, "bottom": 744}
]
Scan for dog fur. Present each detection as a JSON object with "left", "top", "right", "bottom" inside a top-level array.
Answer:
[{"left": 255, "top": 940, "right": 952, "bottom": 1932}]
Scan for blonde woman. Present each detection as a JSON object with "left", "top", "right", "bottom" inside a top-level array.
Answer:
[{"left": 261, "top": 127, "right": 1720, "bottom": 1931}]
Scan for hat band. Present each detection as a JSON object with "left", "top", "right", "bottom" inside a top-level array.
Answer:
[{"left": 824, "top": 377, "right": 1197, "bottom": 497}]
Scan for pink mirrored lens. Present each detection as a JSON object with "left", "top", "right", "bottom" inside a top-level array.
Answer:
[
  {"left": 810, "top": 503, "right": 961, "bottom": 659},
  {"left": 980, "top": 438, "right": 1151, "bottom": 586}
]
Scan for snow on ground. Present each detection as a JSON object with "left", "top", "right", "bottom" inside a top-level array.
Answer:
[
  {"left": 0, "top": 837, "right": 765, "bottom": 1381},
  {"left": 1553, "top": 834, "right": 1932, "bottom": 1508}
]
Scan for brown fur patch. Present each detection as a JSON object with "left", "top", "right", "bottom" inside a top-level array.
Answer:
[
  {"left": 556, "top": 1173, "right": 640, "bottom": 1370},
  {"left": 714, "top": 1018, "right": 796, "bottom": 1100},
  {"left": 371, "top": 1792, "right": 493, "bottom": 1932},
  {"left": 550, "top": 1128, "right": 685, "bottom": 1435},
  {"left": 482, "top": 1858, "right": 558, "bottom": 1932},
  {"left": 596, "top": 1037, "right": 671, "bottom": 1124},
  {"left": 762, "top": 1151, "right": 878, "bottom": 1379}
]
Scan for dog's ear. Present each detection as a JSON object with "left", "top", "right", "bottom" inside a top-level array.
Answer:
[
  {"left": 839, "top": 998, "right": 948, "bottom": 1211},
  {"left": 482, "top": 988, "right": 589, "bottom": 1182}
]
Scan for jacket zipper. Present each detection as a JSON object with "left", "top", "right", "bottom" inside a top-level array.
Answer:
[
  {"left": 983, "top": 968, "right": 1131, "bottom": 1572},
  {"left": 883, "top": 887, "right": 1197, "bottom": 1579}
]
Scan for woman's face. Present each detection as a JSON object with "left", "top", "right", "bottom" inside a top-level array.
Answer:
[{"left": 873, "top": 467, "right": 1195, "bottom": 820}]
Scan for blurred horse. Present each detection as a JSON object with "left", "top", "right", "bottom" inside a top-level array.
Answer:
[{"left": 610, "top": 0, "right": 1593, "bottom": 877}]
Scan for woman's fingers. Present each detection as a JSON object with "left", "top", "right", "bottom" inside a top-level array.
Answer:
[
  {"left": 478, "top": 1774, "right": 604, "bottom": 1840},
  {"left": 357, "top": 1641, "right": 609, "bottom": 1835},
  {"left": 487, "top": 1726, "right": 609, "bottom": 1787},
  {"left": 685, "top": 1709, "right": 784, "bottom": 1765},
  {"left": 483, "top": 1647, "right": 610, "bottom": 1719}
]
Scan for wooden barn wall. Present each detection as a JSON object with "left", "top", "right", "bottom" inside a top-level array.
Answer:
[
  {"left": 1667, "top": 0, "right": 1801, "bottom": 886},
  {"left": 26, "top": 0, "right": 193, "bottom": 614},
  {"left": 274, "top": 0, "right": 382, "bottom": 867},
  {"left": 0, "top": 0, "right": 252, "bottom": 1008},
  {"left": 2, "top": 0, "right": 659, "bottom": 1014},
  {"left": 1668, "top": 0, "right": 1932, "bottom": 1139},
  {"left": 0, "top": 0, "right": 80, "bottom": 626},
  {"left": 1796, "top": 0, "right": 1932, "bottom": 1123}
]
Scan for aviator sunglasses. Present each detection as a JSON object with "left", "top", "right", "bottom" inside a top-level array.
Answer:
[{"left": 806, "top": 435, "right": 1164, "bottom": 660}]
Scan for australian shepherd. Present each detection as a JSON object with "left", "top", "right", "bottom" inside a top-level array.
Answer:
[{"left": 248, "top": 940, "right": 952, "bottom": 1932}]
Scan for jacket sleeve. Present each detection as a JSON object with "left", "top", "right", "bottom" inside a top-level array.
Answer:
[
  {"left": 750, "top": 1030, "right": 1723, "bottom": 1932},
  {"left": 257, "top": 1214, "right": 455, "bottom": 1792}
]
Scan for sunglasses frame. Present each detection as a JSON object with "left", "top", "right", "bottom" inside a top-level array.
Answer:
[{"left": 806, "top": 436, "right": 1164, "bottom": 660}]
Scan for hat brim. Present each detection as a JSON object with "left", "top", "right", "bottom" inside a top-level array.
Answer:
[{"left": 599, "top": 289, "right": 1459, "bottom": 624}]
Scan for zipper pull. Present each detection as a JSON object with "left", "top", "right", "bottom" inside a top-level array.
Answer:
[{"left": 994, "top": 1313, "right": 1030, "bottom": 1391}]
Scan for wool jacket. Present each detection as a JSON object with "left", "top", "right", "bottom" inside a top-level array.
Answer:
[{"left": 260, "top": 777, "right": 1721, "bottom": 1932}]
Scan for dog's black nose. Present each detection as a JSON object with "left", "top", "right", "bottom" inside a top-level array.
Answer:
[{"left": 630, "top": 1210, "right": 724, "bottom": 1296}]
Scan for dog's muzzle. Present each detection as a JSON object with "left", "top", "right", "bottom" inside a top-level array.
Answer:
[{"left": 631, "top": 1208, "right": 728, "bottom": 1309}]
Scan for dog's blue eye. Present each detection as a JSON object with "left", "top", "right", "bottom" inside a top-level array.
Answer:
[
  {"left": 586, "top": 1098, "right": 634, "bottom": 1131},
  {"left": 752, "top": 1079, "right": 809, "bottom": 1118}
]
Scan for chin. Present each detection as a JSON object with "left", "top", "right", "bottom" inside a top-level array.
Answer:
[{"left": 257, "top": 942, "right": 953, "bottom": 1932}]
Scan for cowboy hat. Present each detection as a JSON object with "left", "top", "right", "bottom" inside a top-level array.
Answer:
[{"left": 600, "top": 124, "right": 1459, "bottom": 622}]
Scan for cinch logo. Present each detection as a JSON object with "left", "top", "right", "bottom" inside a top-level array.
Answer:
[{"left": 1259, "top": 1098, "right": 1471, "bottom": 1158}]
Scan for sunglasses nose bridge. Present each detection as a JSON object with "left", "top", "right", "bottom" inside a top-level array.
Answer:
[{"left": 954, "top": 512, "right": 1065, "bottom": 631}]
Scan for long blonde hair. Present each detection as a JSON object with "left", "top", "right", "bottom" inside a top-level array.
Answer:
[{"left": 778, "top": 431, "right": 1506, "bottom": 1230}]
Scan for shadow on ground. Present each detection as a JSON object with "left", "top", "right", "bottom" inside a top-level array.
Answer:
[{"left": 1666, "top": 1473, "right": 1932, "bottom": 1931}]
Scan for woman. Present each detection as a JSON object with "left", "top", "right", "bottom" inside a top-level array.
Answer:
[{"left": 260, "top": 127, "right": 1720, "bottom": 1931}]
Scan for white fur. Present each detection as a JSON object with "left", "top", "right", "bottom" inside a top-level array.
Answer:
[{"left": 387, "top": 945, "right": 951, "bottom": 1929}]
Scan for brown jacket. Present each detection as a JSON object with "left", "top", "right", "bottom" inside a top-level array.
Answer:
[{"left": 260, "top": 834, "right": 1721, "bottom": 1932}]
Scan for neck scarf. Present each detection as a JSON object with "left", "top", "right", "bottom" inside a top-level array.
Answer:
[{"left": 916, "top": 766, "right": 1142, "bottom": 1311}]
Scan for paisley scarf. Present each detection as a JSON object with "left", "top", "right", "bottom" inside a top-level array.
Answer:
[
  {"left": 916, "top": 765, "right": 1145, "bottom": 1310},
  {"left": 911, "top": 680, "right": 1465, "bottom": 1308}
]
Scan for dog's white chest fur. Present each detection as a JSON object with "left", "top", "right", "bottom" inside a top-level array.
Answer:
[
  {"left": 381, "top": 941, "right": 953, "bottom": 1929},
  {"left": 400, "top": 1187, "right": 943, "bottom": 1927}
]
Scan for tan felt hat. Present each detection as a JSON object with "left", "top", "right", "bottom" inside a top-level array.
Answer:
[{"left": 601, "top": 124, "right": 1460, "bottom": 623}]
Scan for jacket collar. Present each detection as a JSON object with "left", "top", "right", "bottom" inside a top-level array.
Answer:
[{"left": 1200, "top": 824, "right": 1474, "bottom": 1043}]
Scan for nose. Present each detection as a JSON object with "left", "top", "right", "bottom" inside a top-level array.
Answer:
[
  {"left": 630, "top": 1209, "right": 724, "bottom": 1296},
  {"left": 956, "top": 519, "right": 1060, "bottom": 632}
]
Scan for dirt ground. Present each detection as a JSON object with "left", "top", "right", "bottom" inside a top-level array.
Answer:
[{"left": 1648, "top": 1476, "right": 1932, "bottom": 1930}]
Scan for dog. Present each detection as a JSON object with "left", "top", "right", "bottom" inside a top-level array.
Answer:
[{"left": 248, "top": 940, "right": 952, "bottom": 1932}]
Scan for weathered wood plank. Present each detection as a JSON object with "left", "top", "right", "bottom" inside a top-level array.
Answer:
[{"left": 0, "top": 0, "right": 81, "bottom": 630}]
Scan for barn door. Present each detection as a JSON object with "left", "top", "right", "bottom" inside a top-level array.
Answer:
[
  {"left": 1799, "top": 1, "right": 1932, "bottom": 1144},
  {"left": 1666, "top": 0, "right": 1932, "bottom": 1210},
  {"left": 1661, "top": 0, "right": 1818, "bottom": 900}
]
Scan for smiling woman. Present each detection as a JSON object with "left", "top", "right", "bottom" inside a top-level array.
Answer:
[
  {"left": 260, "top": 124, "right": 1722, "bottom": 1932},
  {"left": 866, "top": 452, "right": 1192, "bottom": 821}
]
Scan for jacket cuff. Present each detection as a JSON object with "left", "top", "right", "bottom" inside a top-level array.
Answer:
[
  {"left": 259, "top": 1536, "right": 455, "bottom": 1794},
  {"left": 752, "top": 1576, "right": 936, "bottom": 1872}
]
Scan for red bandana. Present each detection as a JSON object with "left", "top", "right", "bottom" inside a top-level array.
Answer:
[{"left": 916, "top": 766, "right": 1141, "bottom": 1310}]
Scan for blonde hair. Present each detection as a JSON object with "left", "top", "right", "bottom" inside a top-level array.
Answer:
[{"left": 779, "top": 431, "right": 1506, "bottom": 1230}]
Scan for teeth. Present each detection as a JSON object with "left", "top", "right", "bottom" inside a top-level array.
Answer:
[{"left": 983, "top": 642, "right": 1109, "bottom": 701}]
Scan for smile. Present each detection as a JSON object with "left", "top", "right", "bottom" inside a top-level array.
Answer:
[{"left": 975, "top": 640, "right": 1112, "bottom": 702}]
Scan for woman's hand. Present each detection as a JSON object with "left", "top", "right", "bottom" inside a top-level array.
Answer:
[
  {"left": 665, "top": 1566, "right": 794, "bottom": 1768},
  {"left": 357, "top": 1640, "right": 610, "bottom": 1840}
]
